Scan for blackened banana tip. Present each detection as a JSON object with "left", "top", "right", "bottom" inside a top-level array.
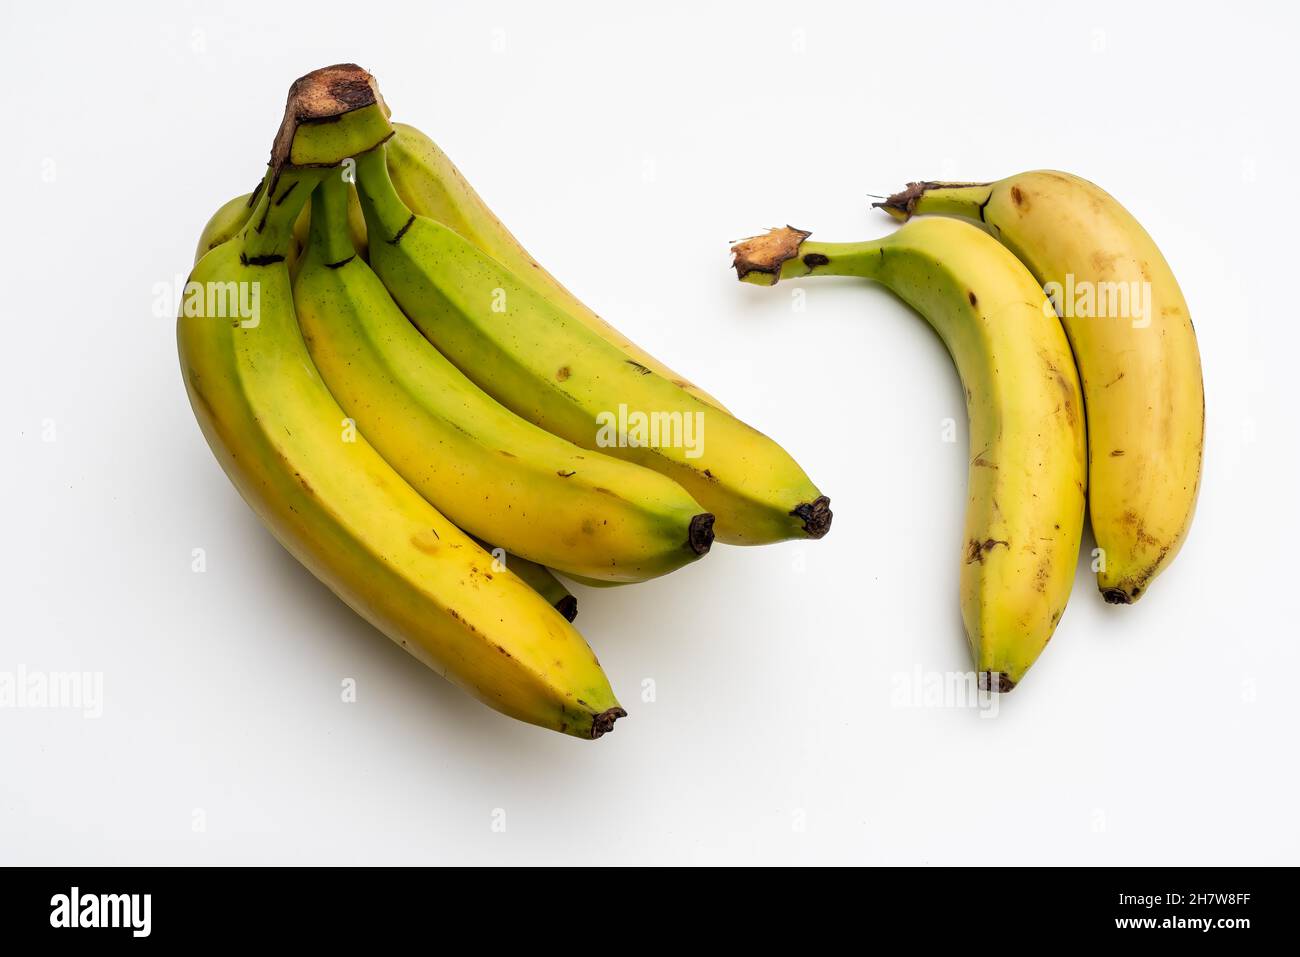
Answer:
[
  {"left": 978, "top": 671, "right": 1017, "bottom": 693},
  {"left": 791, "top": 495, "right": 832, "bottom": 539},
  {"left": 591, "top": 707, "right": 627, "bottom": 739},
  {"left": 688, "top": 513, "right": 716, "bottom": 555},
  {"left": 555, "top": 595, "right": 578, "bottom": 623}
]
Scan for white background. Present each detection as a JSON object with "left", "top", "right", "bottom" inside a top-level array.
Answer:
[{"left": 2, "top": 0, "right": 1296, "bottom": 866}]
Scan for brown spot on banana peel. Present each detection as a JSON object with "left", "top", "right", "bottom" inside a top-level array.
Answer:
[
  {"left": 1010, "top": 185, "right": 1027, "bottom": 208},
  {"left": 730, "top": 226, "right": 812, "bottom": 281},
  {"left": 966, "top": 538, "right": 1008, "bottom": 564},
  {"left": 556, "top": 366, "right": 571, "bottom": 381},
  {"left": 790, "top": 496, "right": 832, "bottom": 539}
]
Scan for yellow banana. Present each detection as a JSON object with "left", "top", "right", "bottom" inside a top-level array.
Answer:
[
  {"left": 355, "top": 145, "right": 831, "bottom": 545},
  {"left": 292, "top": 174, "right": 714, "bottom": 581},
  {"left": 177, "top": 66, "right": 623, "bottom": 738},
  {"left": 386, "top": 122, "right": 728, "bottom": 411},
  {"left": 731, "top": 220, "right": 1087, "bottom": 689},
  {"left": 876, "top": 173, "right": 1203, "bottom": 603},
  {"left": 467, "top": 537, "right": 578, "bottom": 622}
]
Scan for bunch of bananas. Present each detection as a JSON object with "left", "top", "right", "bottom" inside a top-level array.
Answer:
[
  {"left": 731, "top": 173, "right": 1204, "bottom": 690},
  {"left": 178, "top": 65, "right": 830, "bottom": 739}
]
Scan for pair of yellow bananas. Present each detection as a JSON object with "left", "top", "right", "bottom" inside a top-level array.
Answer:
[
  {"left": 179, "top": 65, "right": 830, "bottom": 739},
  {"left": 732, "top": 173, "right": 1204, "bottom": 689}
]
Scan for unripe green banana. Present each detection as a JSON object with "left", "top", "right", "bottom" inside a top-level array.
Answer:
[
  {"left": 875, "top": 173, "right": 1203, "bottom": 603},
  {"left": 354, "top": 145, "right": 832, "bottom": 546},
  {"left": 732, "top": 219, "right": 1087, "bottom": 689}
]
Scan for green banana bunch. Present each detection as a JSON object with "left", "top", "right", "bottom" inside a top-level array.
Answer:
[
  {"left": 354, "top": 144, "right": 832, "bottom": 545},
  {"left": 732, "top": 220, "right": 1087, "bottom": 689},
  {"left": 292, "top": 174, "right": 715, "bottom": 581},
  {"left": 875, "top": 173, "right": 1204, "bottom": 603},
  {"left": 178, "top": 66, "right": 624, "bottom": 738}
]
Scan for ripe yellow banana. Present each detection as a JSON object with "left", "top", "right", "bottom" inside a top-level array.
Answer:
[
  {"left": 731, "top": 220, "right": 1087, "bottom": 689},
  {"left": 177, "top": 67, "right": 624, "bottom": 738},
  {"left": 292, "top": 174, "right": 714, "bottom": 581},
  {"left": 876, "top": 173, "right": 1203, "bottom": 603},
  {"left": 385, "top": 122, "right": 728, "bottom": 411},
  {"left": 466, "top": 537, "right": 578, "bottom": 622},
  {"left": 355, "top": 145, "right": 831, "bottom": 545}
]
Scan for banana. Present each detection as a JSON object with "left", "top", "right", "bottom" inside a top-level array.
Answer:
[
  {"left": 875, "top": 173, "right": 1203, "bottom": 604},
  {"left": 386, "top": 122, "right": 728, "bottom": 411},
  {"left": 195, "top": 188, "right": 256, "bottom": 262},
  {"left": 354, "top": 144, "right": 831, "bottom": 545},
  {"left": 467, "top": 537, "right": 578, "bottom": 622},
  {"left": 177, "top": 66, "right": 624, "bottom": 738},
  {"left": 292, "top": 174, "right": 714, "bottom": 581},
  {"left": 731, "top": 220, "right": 1087, "bottom": 689}
]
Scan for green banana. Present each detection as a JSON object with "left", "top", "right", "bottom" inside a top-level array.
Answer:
[
  {"left": 731, "top": 219, "right": 1087, "bottom": 689},
  {"left": 354, "top": 144, "right": 831, "bottom": 546},
  {"left": 293, "top": 174, "right": 714, "bottom": 581}
]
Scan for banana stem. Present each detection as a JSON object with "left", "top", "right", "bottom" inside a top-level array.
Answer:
[
  {"left": 242, "top": 167, "right": 327, "bottom": 262},
  {"left": 309, "top": 172, "right": 357, "bottom": 263},
  {"left": 730, "top": 226, "right": 884, "bottom": 286},
  {"left": 872, "top": 181, "right": 994, "bottom": 222},
  {"left": 354, "top": 145, "right": 415, "bottom": 241}
]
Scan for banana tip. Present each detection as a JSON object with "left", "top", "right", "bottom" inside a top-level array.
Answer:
[
  {"left": 591, "top": 707, "right": 627, "bottom": 739},
  {"left": 978, "top": 671, "right": 1017, "bottom": 693},
  {"left": 555, "top": 595, "right": 578, "bottom": 622},
  {"left": 1101, "top": 587, "right": 1135, "bottom": 605},
  {"left": 791, "top": 496, "right": 833, "bottom": 539},
  {"left": 689, "top": 513, "right": 716, "bottom": 555}
]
